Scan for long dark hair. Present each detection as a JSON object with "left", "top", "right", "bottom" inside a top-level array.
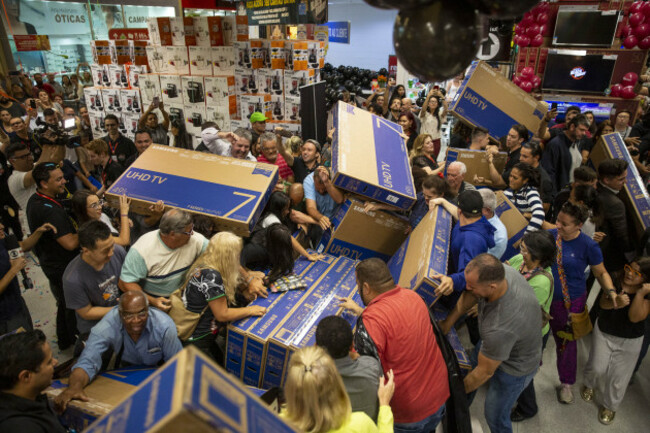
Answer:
[
  {"left": 266, "top": 223, "right": 294, "bottom": 283},
  {"left": 71, "top": 189, "right": 94, "bottom": 224},
  {"left": 521, "top": 230, "right": 556, "bottom": 269},
  {"left": 264, "top": 191, "right": 291, "bottom": 225},
  {"left": 172, "top": 119, "right": 193, "bottom": 149},
  {"left": 425, "top": 92, "right": 442, "bottom": 131},
  {"left": 512, "top": 162, "right": 540, "bottom": 189}
]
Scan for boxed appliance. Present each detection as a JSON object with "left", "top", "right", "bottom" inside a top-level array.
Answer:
[
  {"left": 188, "top": 46, "right": 213, "bottom": 76},
  {"left": 235, "top": 67, "right": 258, "bottom": 95},
  {"left": 119, "top": 89, "right": 142, "bottom": 115},
  {"left": 387, "top": 205, "right": 452, "bottom": 308},
  {"left": 165, "top": 46, "right": 190, "bottom": 75},
  {"left": 240, "top": 93, "right": 272, "bottom": 121},
  {"left": 284, "top": 69, "right": 314, "bottom": 97},
  {"left": 270, "top": 95, "right": 284, "bottom": 121},
  {"left": 183, "top": 16, "right": 196, "bottom": 46},
  {"left": 183, "top": 104, "right": 206, "bottom": 139},
  {"left": 206, "top": 105, "right": 232, "bottom": 131},
  {"left": 108, "top": 64, "right": 129, "bottom": 89},
  {"left": 307, "top": 41, "right": 324, "bottom": 69},
  {"left": 284, "top": 95, "right": 300, "bottom": 122},
  {"left": 450, "top": 61, "right": 548, "bottom": 144},
  {"left": 105, "top": 145, "right": 279, "bottom": 236},
  {"left": 269, "top": 40, "right": 285, "bottom": 69},
  {"left": 444, "top": 148, "right": 508, "bottom": 188},
  {"left": 146, "top": 17, "right": 172, "bottom": 46},
  {"left": 89, "top": 113, "right": 105, "bottom": 137},
  {"left": 90, "top": 64, "right": 111, "bottom": 88},
  {"left": 193, "top": 16, "right": 223, "bottom": 47},
  {"left": 132, "top": 40, "right": 149, "bottom": 66},
  {"left": 91, "top": 40, "right": 113, "bottom": 65},
  {"left": 211, "top": 46, "right": 236, "bottom": 73},
  {"left": 259, "top": 68, "right": 284, "bottom": 95},
  {"left": 285, "top": 40, "right": 309, "bottom": 70},
  {"left": 110, "top": 39, "right": 132, "bottom": 65},
  {"left": 160, "top": 74, "right": 184, "bottom": 105},
  {"left": 222, "top": 15, "right": 236, "bottom": 46},
  {"left": 234, "top": 41, "right": 252, "bottom": 68},
  {"left": 182, "top": 75, "right": 206, "bottom": 106},
  {"left": 139, "top": 73, "right": 162, "bottom": 106},
  {"left": 85, "top": 88, "right": 104, "bottom": 114},
  {"left": 332, "top": 102, "right": 417, "bottom": 210},
  {"left": 126, "top": 64, "right": 146, "bottom": 89},
  {"left": 494, "top": 191, "right": 529, "bottom": 260},
  {"left": 250, "top": 39, "right": 268, "bottom": 69},
  {"left": 145, "top": 45, "right": 168, "bottom": 74},
  {"left": 123, "top": 113, "right": 140, "bottom": 140},
  {"left": 101, "top": 88, "right": 122, "bottom": 113},
  {"left": 166, "top": 103, "right": 186, "bottom": 129}
]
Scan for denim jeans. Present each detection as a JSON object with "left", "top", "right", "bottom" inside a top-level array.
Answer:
[
  {"left": 484, "top": 368, "right": 536, "bottom": 433},
  {"left": 394, "top": 404, "right": 446, "bottom": 433}
]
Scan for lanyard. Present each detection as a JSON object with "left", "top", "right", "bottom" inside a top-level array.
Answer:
[
  {"left": 108, "top": 136, "right": 120, "bottom": 154},
  {"left": 36, "top": 192, "right": 62, "bottom": 208}
]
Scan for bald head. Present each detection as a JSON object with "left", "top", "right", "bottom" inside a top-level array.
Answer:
[
  {"left": 119, "top": 291, "right": 148, "bottom": 311},
  {"left": 288, "top": 182, "right": 304, "bottom": 206},
  {"left": 402, "top": 98, "right": 413, "bottom": 110}
]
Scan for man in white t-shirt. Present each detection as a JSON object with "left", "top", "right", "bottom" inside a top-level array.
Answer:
[{"left": 198, "top": 126, "right": 256, "bottom": 161}]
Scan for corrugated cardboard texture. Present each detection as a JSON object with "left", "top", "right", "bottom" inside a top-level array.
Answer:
[
  {"left": 105, "top": 145, "right": 278, "bottom": 237},
  {"left": 445, "top": 148, "right": 508, "bottom": 188},
  {"left": 494, "top": 191, "right": 528, "bottom": 260}
]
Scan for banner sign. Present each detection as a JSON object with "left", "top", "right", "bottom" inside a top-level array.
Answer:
[
  {"left": 327, "top": 21, "right": 350, "bottom": 44},
  {"left": 108, "top": 28, "right": 149, "bottom": 41},
  {"left": 14, "top": 35, "right": 50, "bottom": 51},
  {"left": 246, "top": 0, "right": 328, "bottom": 26}
]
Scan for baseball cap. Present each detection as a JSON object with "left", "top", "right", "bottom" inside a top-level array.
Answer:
[
  {"left": 457, "top": 190, "right": 483, "bottom": 216},
  {"left": 250, "top": 112, "right": 268, "bottom": 123}
]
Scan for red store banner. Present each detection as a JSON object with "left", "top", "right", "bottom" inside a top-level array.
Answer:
[
  {"left": 14, "top": 35, "right": 51, "bottom": 51},
  {"left": 109, "top": 28, "right": 149, "bottom": 41}
]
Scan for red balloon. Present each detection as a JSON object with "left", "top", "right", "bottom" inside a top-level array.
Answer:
[
  {"left": 520, "top": 81, "right": 534, "bottom": 93},
  {"left": 515, "top": 24, "right": 526, "bottom": 35},
  {"left": 540, "top": 24, "right": 547, "bottom": 35},
  {"left": 633, "top": 23, "right": 650, "bottom": 39},
  {"left": 518, "top": 35, "right": 531, "bottom": 47},
  {"left": 619, "top": 24, "right": 632, "bottom": 38},
  {"left": 536, "top": 13, "right": 549, "bottom": 25},
  {"left": 537, "top": 2, "right": 550, "bottom": 13},
  {"left": 513, "top": 75, "right": 523, "bottom": 86},
  {"left": 629, "top": 12, "right": 645, "bottom": 27},
  {"left": 621, "top": 85, "right": 636, "bottom": 99},
  {"left": 531, "top": 75, "right": 542, "bottom": 88},
  {"left": 521, "top": 66, "right": 535, "bottom": 78},
  {"left": 526, "top": 24, "right": 541, "bottom": 38},
  {"left": 521, "top": 12, "right": 534, "bottom": 27},
  {"left": 643, "top": 2, "right": 650, "bottom": 19},
  {"left": 610, "top": 84, "right": 622, "bottom": 97},
  {"left": 624, "top": 35, "right": 639, "bottom": 49},
  {"left": 622, "top": 72, "right": 639, "bottom": 86},
  {"left": 639, "top": 36, "right": 650, "bottom": 49},
  {"left": 531, "top": 34, "right": 544, "bottom": 47},
  {"left": 630, "top": 1, "right": 644, "bottom": 15}
]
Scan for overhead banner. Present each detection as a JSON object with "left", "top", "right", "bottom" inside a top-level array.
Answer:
[
  {"left": 14, "top": 35, "right": 50, "bottom": 51},
  {"left": 245, "top": 0, "right": 328, "bottom": 26},
  {"left": 327, "top": 21, "right": 350, "bottom": 44}
]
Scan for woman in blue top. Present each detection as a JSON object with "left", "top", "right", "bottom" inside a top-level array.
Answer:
[{"left": 548, "top": 202, "right": 616, "bottom": 405}]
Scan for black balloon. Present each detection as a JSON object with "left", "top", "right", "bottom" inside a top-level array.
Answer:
[
  {"left": 416, "top": 96, "right": 425, "bottom": 107},
  {"left": 466, "top": 0, "right": 539, "bottom": 18},
  {"left": 344, "top": 80, "right": 355, "bottom": 91},
  {"left": 394, "top": 1, "right": 479, "bottom": 82},
  {"left": 337, "top": 65, "right": 345, "bottom": 73},
  {"left": 378, "top": 68, "right": 388, "bottom": 76},
  {"left": 363, "top": 0, "right": 431, "bottom": 9}
]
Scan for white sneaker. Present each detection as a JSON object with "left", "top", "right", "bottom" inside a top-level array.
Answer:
[{"left": 558, "top": 384, "right": 575, "bottom": 404}]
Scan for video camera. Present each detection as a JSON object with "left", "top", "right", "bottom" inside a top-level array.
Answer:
[{"left": 35, "top": 117, "right": 81, "bottom": 148}]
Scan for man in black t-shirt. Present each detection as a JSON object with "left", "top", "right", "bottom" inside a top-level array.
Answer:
[
  {"left": 278, "top": 136, "right": 321, "bottom": 184},
  {"left": 85, "top": 138, "right": 124, "bottom": 189},
  {"left": 100, "top": 114, "right": 137, "bottom": 166},
  {"left": 26, "top": 162, "right": 79, "bottom": 350}
]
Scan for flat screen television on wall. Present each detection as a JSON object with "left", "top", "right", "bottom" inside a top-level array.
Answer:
[
  {"left": 552, "top": 9, "right": 621, "bottom": 47},
  {"left": 542, "top": 53, "right": 616, "bottom": 94}
]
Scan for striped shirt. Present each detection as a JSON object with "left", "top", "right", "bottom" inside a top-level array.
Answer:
[{"left": 504, "top": 185, "right": 545, "bottom": 233}]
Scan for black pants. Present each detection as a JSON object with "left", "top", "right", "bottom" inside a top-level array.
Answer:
[
  {"left": 44, "top": 270, "right": 77, "bottom": 350},
  {"left": 186, "top": 335, "right": 224, "bottom": 366},
  {"left": 515, "top": 330, "right": 551, "bottom": 417}
]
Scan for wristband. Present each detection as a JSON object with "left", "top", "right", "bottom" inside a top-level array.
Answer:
[
  {"left": 246, "top": 275, "right": 254, "bottom": 285},
  {"left": 121, "top": 214, "right": 128, "bottom": 217}
]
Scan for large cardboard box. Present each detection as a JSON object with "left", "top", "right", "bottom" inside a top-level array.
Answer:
[
  {"left": 84, "top": 347, "right": 297, "bottom": 433},
  {"left": 193, "top": 16, "right": 223, "bottom": 47},
  {"left": 450, "top": 61, "right": 548, "bottom": 143},
  {"left": 160, "top": 74, "right": 184, "bottom": 105},
  {"left": 105, "top": 145, "right": 278, "bottom": 237},
  {"left": 387, "top": 205, "right": 452, "bottom": 307},
  {"left": 445, "top": 148, "right": 508, "bottom": 188},
  {"left": 332, "top": 102, "right": 417, "bottom": 210},
  {"left": 45, "top": 367, "right": 155, "bottom": 432},
  {"left": 165, "top": 46, "right": 190, "bottom": 75},
  {"left": 317, "top": 198, "right": 409, "bottom": 261},
  {"left": 146, "top": 17, "right": 172, "bottom": 46},
  {"left": 494, "top": 191, "right": 529, "bottom": 260},
  {"left": 590, "top": 132, "right": 650, "bottom": 239},
  {"left": 189, "top": 46, "right": 213, "bottom": 76},
  {"left": 432, "top": 308, "right": 471, "bottom": 373}
]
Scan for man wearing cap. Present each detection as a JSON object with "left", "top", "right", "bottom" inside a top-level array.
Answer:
[{"left": 250, "top": 112, "right": 268, "bottom": 147}]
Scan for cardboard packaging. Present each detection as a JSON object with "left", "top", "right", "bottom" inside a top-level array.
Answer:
[
  {"left": 285, "top": 41, "right": 309, "bottom": 70},
  {"left": 259, "top": 68, "right": 284, "bottom": 95},
  {"left": 204, "top": 76, "right": 237, "bottom": 115},
  {"left": 90, "top": 64, "right": 111, "bottom": 88},
  {"left": 89, "top": 113, "right": 105, "bottom": 137},
  {"left": 167, "top": 103, "right": 186, "bottom": 131},
  {"left": 317, "top": 198, "right": 410, "bottom": 261},
  {"left": 494, "top": 191, "right": 529, "bottom": 260},
  {"left": 183, "top": 104, "right": 206, "bottom": 142},
  {"left": 119, "top": 89, "right": 142, "bottom": 115},
  {"left": 84, "top": 347, "right": 297, "bottom": 433},
  {"left": 206, "top": 105, "right": 232, "bottom": 131},
  {"left": 284, "top": 69, "right": 314, "bottom": 97},
  {"left": 108, "top": 64, "right": 129, "bottom": 89},
  {"left": 123, "top": 113, "right": 140, "bottom": 141},
  {"left": 450, "top": 61, "right": 548, "bottom": 144},
  {"left": 387, "top": 205, "right": 452, "bottom": 308},
  {"left": 92, "top": 40, "right": 114, "bottom": 65},
  {"left": 145, "top": 45, "right": 168, "bottom": 74},
  {"left": 231, "top": 118, "right": 250, "bottom": 130},
  {"left": 235, "top": 67, "right": 258, "bottom": 95},
  {"left": 222, "top": 15, "right": 236, "bottom": 46},
  {"left": 101, "top": 88, "right": 122, "bottom": 113},
  {"left": 590, "top": 132, "right": 650, "bottom": 239},
  {"left": 126, "top": 64, "right": 146, "bottom": 90},
  {"left": 132, "top": 41, "right": 149, "bottom": 66},
  {"left": 85, "top": 88, "right": 104, "bottom": 115},
  {"left": 250, "top": 39, "right": 267, "bottom": 69},
  {"left": 105, "top": 145, "right": 278, "bottom": 236},
  {"left": 444, "top": 148, "right": 508, "bottom": 188},
  {"left": 270, "top": 95, "right": 284, "bottom": 121},
  {"left": 307, "top": 41, "right": 324, "bottom": 69},
  {"left": 165, "top": 46, "right": 190, "bottom": 75},
  {"left": 234, "top": 41, "right": 252, "bottom": 68},
  {"left": 194, "top": 16, "right": 223, "bottom": 47},
  {"left": 269, "top": 40, "right": 285, "bottom": 69},
  {"left": 236, "top": 14, "right": 249, "bottom": 41},
  {"left": 146, "top": 17, "right": 172, "bottom": 46},
  {"left": 332, "top": 102, "right": 417, "bottom": 210},
  {"left": 160, "top": 74, "right": 184, "bottom": 105},
  {"left": 183, "top": 16, "right": 196, "bottom": 46},
  {"left": 284, "top": 95, "right": 300, "bottom": 122},
  {"left": 110, "top": 39, "right": 133, "bottom": 65},
  {"left": 188, "top": 46, "right": 213, "bottom": 76},
  {"left": 139, "top": 73, "right": 162, "bottom": 106},
  {"left": 240, "top": 93, "right": 272, "bottom": 121},
  {"left": 169, "top": 17, "right": 185, "bottom": 46},
  {"left": 45, "top": 367, "right": 156, "bottom": 432},
  {"left": 181, "top": 75, "right": 206, "bottom": 107},
  {"left": 211, "top": 46, "right": 236, "bottom": 73}
]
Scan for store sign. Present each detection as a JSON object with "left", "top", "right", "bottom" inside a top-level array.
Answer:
[
  {"left": 388, "top": 55, "right": 397, "bottom": 78},
  {"left": 246, "top": 0, "right": 328, "bottom": 26},
  {"left": 476, "top": 19, "right": 514, "bottom": 62},
  {"left": 327, "top": 21, "right": 349, "bottom": 44},
  {"left": 14, "top": 34, "right": 50, "bottom": 51},
  {"left": 109, "top": 28, "right": 149, "bottom": 41},
  {"left": 2, "top": 0, "right": 89, "bottom": 36},
  {"left": 123, "top": 5, "right": 175, "bottom": 28}
]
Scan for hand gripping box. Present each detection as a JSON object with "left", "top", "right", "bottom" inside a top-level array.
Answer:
[
  {"left": 590, "top": 132, "right": 650, "bottom": 239},
  {"left": 45, "top": 367, "right": 155, "bottom": 432},
  {"left": 431, "top": 308, "right": 471, "bottom": 373},
  {"left": 105, "top": 145, "right": 278, "bottom": 237},
  {"left": 84, "top": 347, "right": 297, "bottom": 433},
  {"left": 445, "top": 148, "right": 508, "bottom": 188},
  {"left": 387, "top": 205, "right": 452, "bottom": 308},
  {"left": 332, "top": 102, "right": 417, "bottom": 210},
  {"left": 450, "top": 61, "right": 548, "bottom": 144},
  {"left": 494, "top": 191, "right": 529, "bottom": 261},
  {"left": 317, "top": 198, "right": 410, "bottom": 261}
]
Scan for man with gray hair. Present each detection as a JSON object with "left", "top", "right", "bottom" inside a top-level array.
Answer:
[
  {"left": 446, "top": 161, "right": 476, "bottom": 205},
  {"left": 198, "top": 126, "right": 256, "bottom": 161},
  {"left": 479, "top": 188, "right": 508, "bottom": 260},
  {"left": 53, "top": 291, "right": 182, "bottom": 411},
  {"left": 257, "top": 131, "right": 294, "bottom": 181},
  {"left": 119, "top": 209, "right": 208, "bottom": 311}
]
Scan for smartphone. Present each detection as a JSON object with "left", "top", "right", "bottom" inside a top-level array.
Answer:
[
  {"left": 152, "top": 96, "right": 160, "bottom": 106},
  {"left": 64, "top": 118, "right": 75, "bottom": 129},
  {"left": 29, "top": 99, "right": 37, "bottom": 109},
  {"left": 551, "top": 102, "right": 558, "bottom": 111}
]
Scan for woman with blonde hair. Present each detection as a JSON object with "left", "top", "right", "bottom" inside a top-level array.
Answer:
[
  {"left": 179, "top": 232, "right": 266, "bottom": 363},
  {"left": 283, "top": 345, "right": 395, "bottom": 433},
  {"left": 410, "top": 134, "right": 444, "bottom": 176}
]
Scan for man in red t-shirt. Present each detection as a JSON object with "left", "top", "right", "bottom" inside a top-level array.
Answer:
[
  {"left": 339, "top": 258, "right": 449, "bottom": 432},
  {"left": 257, "top": 131, "right": 294, "bottom": 182}
]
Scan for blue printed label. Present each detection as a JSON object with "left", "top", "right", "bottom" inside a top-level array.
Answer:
[{"left": 371, "top": 115, "right": 415, "bottom": 196}]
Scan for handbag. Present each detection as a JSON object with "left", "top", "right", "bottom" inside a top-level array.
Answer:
[
  {"left": 555, "top": 234, "right": 593, "bottom": 342},
  {"left": 269, "top": 273, "right": 307, "bottom": 293},
  {"left": 168, "top": 274, "right": 209, "bottom": 341}
]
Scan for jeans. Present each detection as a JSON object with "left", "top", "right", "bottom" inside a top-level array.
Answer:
[
  {"left": 515, "top": 330, "right": 551, "bottom": 417},
  {"left": 394, "top": 404, "right": 446, "bottom": 433},
  {"left": 485, "top": 368, "right": 536, "bottom": 433}
]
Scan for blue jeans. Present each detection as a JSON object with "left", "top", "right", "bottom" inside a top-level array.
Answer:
[
  {"left": 484, "top": 368, "right": 536, "bottom": 433},
  {"left": 394, "top": 404, "right": 446, "bottom": 433}
]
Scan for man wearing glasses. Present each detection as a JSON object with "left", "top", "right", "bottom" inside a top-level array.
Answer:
[{"left": 53, "top": 290, "right": 182, "bottom": 412}]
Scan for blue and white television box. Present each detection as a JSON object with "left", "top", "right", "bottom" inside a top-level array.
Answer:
[
  {"left": 105, "top": 145, "right": 278, "bottom": 237},
  {"left": 84, "top": 347, "right": 297, "bottom": 433},
  {"left": 450, "top": 61, "right": 548, "bottom": 144},
  {"left": 331, "top": 102, "right": 416, "bottom": 210},
  {"left": 387, "top": 205, "right": 452, "bottom": 307},
  {"left": 432, "top": 308, "right": 471, "bottom": 373}
]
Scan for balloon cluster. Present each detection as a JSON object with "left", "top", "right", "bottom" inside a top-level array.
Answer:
[
  {"left": 321, "top": 63, "right": 382, "bottom": 111},
  {"left": 620, "top": 1, "right": 650, "bottom": 49},
  {"left": 512, "top": 66, "right": 541, "bottom": 93},
  {"left": 365, "top": 0, "right": 542, "bottom": 82},
  {"left": 609, "top": 72, "right": 639, "bottom": 99},
  {"left": 513, "top": 2, "right": 550, "bottom": 48}
]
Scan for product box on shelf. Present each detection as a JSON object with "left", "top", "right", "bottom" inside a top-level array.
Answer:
[
  {"left": 89, "top": 112, "right": 105, "bottom": 137},
  {"left": 169, "top": 17, "right": 186, "bottom": 46},
  {"left": 160, "top": 74, "right": 184, "bottom": 105},
  {"left": 259, "top": 68, "right": 284, "bottom": 95},
  {"left": 194, "top": 16, "right": 223, "bottom": 47},
  {"left": 236, "top": 14, "right": 249, "bottom": 41},
  {"left": 250, "top": 39, "right": 267, "bottom": 69},
  {"left": 269, "top": 40, "right": 285, "bottom": 69},
  {"left": 317, "top": 198, "right": 410, "bottom": 261},
  {"left": 211, "top": 46, "right": 236, "bottom": 73},
  {"left": 284, "top": 69, "right": 314, "bottom": 97},
  {"left": 223, "top": 15, "right": 236, "bottom": 46},
  {"left": 494, "top": 191, "right": 529, "bottom": 261},
  {"left": 132, "top": 40, "right": 149, "bottom": 66},
  {"left": 234, "top": 41, "right": 252, "bottom": 68},
  {"left": 270, "top": 95, "right": 284, "bottom": 121},
  {"left": 108, "top": 64, "right": 129, "bottom": 89},
  {"left": 450, "top": 61, "right": 548, "bottom": 144},
  {"left": 444, "top": 148, "right": 508, "bottom": 188},
  {"left": 188, "top": 46, "right": 213, "bottom": 76},
  {"left": 110, "top": 39, "right": 133, "bottom": 65},
  {"left": 284, "top": 95, "right": 300, "bottom": 122},
  {"left": 206, "top": 105, "right": 232, "bottom": 131},
  {"left": 235, "top": 67, "right": 259, "bottom": 95},
  {"left": 122, "top": 113, "right": 140, "bottom": 141},
  {"left": 285, "top": 40, "right": 309, "bottom": 70},
  {"left": 331, "top": 102, "right": 417, "bottom": 210},
  {"left": 139, "top": 73, "right": 162, "bottom": 106},
  {"left": 181, "top": 75, "right": 206, "bottom": 107},
  {"left": 307, "top": 41, "right": 324, "bottom": 69},
  {"left": 166, "top": 103, "right": 186, "bottom": 133},
  {"left": 183, "top": 104, "right": 206, "bottom": 140},
  {"left": 240, "top": 93, "right": 272, "bottom": 121},
  {"left": 387, "top": 205, "right": 452, "bottom": 307},
  {"left": 146, "top": 17, "right": 172, "bottom": 46},
  {"left": 119, "top": 89, "right": 142, "bottom": 115},
  {"left": 83, "top": 347, "right": 297, "bottom": 433},
  {"left": 101, "top": 88, "right": 122, "bottom": 114},
  {"left": 231, "top": 118, "right": 250, "bottom": 130},
  {"left": 126, "top": 64, "right": 147, "bottom": 89},
  {"left": 85, "top": 88, "right": 103, "bottom": 115},
  {"left": 91, "top": 40, "right": 114, "bottom": 65},
  {"left": 105, "top": 145, "right": 279, "bottom": 236},
  {"left": 90, "top": 64, "right": 109, "bottom": 88},
  {"left": 204, "top": 75, "right": 235, "bottom": 100},
  {"left": 165, "top": 46, "right": 190, "bottom": 75},
  {"left": 183, "top": 16, "right": 196, "bottom": 46},
  {"left": 145, "top": 45, "right": 168, "bottom": 74}
]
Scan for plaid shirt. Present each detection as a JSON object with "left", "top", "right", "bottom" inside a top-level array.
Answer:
[{"left": 257, "top": 153, "right": 294, "bottom": 180}]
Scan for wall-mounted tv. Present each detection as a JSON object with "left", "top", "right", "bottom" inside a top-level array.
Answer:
[
  {"left": 542, "top": 53, "right": 616, "bottom": 94},
  {"left": 553, "top": 9, "right": 620, "bottom": 47}
]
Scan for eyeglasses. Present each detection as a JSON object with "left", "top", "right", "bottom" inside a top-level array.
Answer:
[
  {"left": 87, "top": 199, "right": 105, "bottom": 209},
  {"left": 179, "top": 224, "right": 194, "bottom": 236},
  {"left": 624, "top": 264, "right": 644, "bottom": 279},
  {"left": 10, "top": 153, "right": 33, "bottom": 161},
  {"left": 121, "top": 309, "right": 148, "bottom": 321}
]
